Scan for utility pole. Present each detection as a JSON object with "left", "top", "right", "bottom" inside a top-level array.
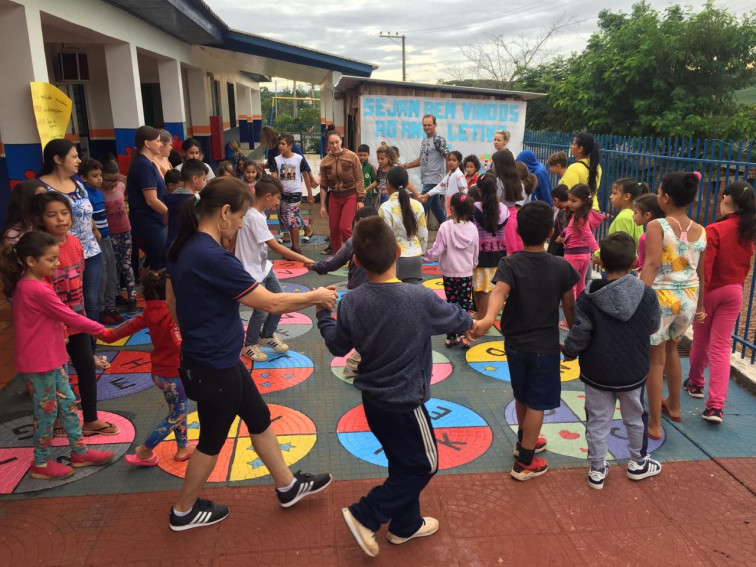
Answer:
[{"left": 379, "top": 32, "right": 406, "bottom": 81}]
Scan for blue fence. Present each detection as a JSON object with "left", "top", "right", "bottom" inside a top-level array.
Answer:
[{"left": 523, "top": 130, "right": 756, "bottom": 363}]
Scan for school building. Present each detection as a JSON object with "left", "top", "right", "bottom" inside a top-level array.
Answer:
[{"left": 0, "top": 0, "right": 374, "bottom": 214}]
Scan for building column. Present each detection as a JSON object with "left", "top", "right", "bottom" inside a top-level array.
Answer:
[
  {"left": 104, "top": 42, "right": 144, "bottom": 172},
  {"left": 0, "top": 2, "right": 49, "bottom": 217},
  {"left": 250, "top": 88, "right": 262, "bottom": 147},
  {"left": 158, "top": 58, "right": 186, "bottom": 146},
  {"left": 320, "top": 72, "right": 343, "bottom": 155},
  {"left": 236, "top": 84, "right": 251, "bottom": 148},
  {"left": 185, "top": 68, "right": 211, "bottom": 160}
]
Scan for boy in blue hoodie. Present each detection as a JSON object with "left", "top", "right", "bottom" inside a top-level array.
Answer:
[
  {"left": 563, "top": 232, "right": 662, "bottom": 489},
  {"left": 317, "top": 216, "right": 472, "bottom": 557}
]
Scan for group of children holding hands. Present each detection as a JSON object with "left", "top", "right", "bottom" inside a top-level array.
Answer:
[{"left": 1, "top": 132, "right": 754, "bottom": 557}]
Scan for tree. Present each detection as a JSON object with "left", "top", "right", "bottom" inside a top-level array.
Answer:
[{"left": 550, "top": 2, "right": 756, "bottom": 138}]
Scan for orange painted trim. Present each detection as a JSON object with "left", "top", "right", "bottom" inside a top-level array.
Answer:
[
  {"left": 186, "top": 127, "right": 193, "bottom": 136},
  {"left": 334, "top": 126, "right": 345, "bottom": 135},
  {"left": 65, "top": 133, "right": 80, "bottom": 143},
  {"left": 89, "top": 128, "right": 115, "bottom": 139},
  {"left": 192, "top": 125, "right": 211, "bottom": 135},
  {"left": 251, "top": 114, "right": 262, "bottom": 120},
  {"left": 238, "top": 115, "right": 248, "bottom": 121},
  {"left": 0, "top": 142, "right": 4, "bottom": 157},
  {"left": 223, "top": 121, "right": 231, "bottom": 130}
]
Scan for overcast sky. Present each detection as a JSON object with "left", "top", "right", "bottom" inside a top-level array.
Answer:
[{"left": 206, "top": 0, "right": 754, "bottom": 86}]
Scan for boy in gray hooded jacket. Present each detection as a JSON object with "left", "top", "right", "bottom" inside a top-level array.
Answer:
[{"left": 563, "top": 232, "right": 662, "bottom": 489}]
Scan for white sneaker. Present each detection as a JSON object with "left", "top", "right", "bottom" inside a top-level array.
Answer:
[
  {"left": 627, "top": 456, "right": 662, "bottom": 481},
  {"left": 588, "top": 463, "right": 608, "bottom": 490},
  {"left": 242, "top": 345, "right": 268, "bottom": 362},
  {"left": 342, "top": 507, "right": 379, "bottom": 557},
  {"left": 387, "top": 517, "right": 439, "bottom": 544},
  {"left": 258, "top": 333, "right": 288, "bottom": 354}
]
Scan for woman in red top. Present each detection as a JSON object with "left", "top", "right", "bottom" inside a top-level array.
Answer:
[{"left": 687, "top": 181, "right": 756, "bottom": 423}]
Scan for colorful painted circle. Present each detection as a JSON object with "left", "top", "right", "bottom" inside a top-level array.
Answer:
[
  {"left": 239, "top": 311, "right": 314, "bottom": 341},
  {"left": 155, "top": 405, "right": 316, "bottom": 481},
  {"left": 337, "top": 398, "right": 492, "bottom": 470},
  {"left": 272, "top": 260, "right": 308, "bottom": 279},
  {"left": 330, "top": 350, "right": 453, "bottom": 385},
  {"left": 239, "top": 348, "right": 314, "bottom": 393},
  {"left": 422, "top": 261, "right": 441, "bottom": 276},
  {"left": 280, "top": 282, "right": 311, "bottom": 294},
  {"left": 68, "top": 350, "right": 155, "bottom": 400},
  {"left": 465, "top": 340, "right": 579, "bottom": 382},
  {"left": 0, "top": 411, "right": 134, "bottom": 494},
  {"left": 328, "top": 265, "right": 349, "bottom": 277},
  {"left": 504, "top": 391, "right": 665, "bottom": 460},
  {"left": 422, "top": 278, "right": 446, "bottom": 300}
]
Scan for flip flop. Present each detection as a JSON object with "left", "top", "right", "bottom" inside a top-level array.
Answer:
[
  {"left": 94, "top": 355, "right": 110, "bottom": 370},
  {"left": 661, "top": 401, "right": 681, "bottom": 422},
  {"left": 82, "top": 422, "right": 120, "bottom": 436},
  {"left": 647, "top": 431, "right": 662, "bottom": 441},
  {"left": 174, "top": 449, "right": 195, "bottom": 462},
  {"left": 124, "top": 453, "right": 159, "bottom": 467},
  {"left": 53, "top": 427, "right": 67, "bottom": 438}
]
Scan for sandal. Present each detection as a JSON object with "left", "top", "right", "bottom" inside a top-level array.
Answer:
[
  {"left": 82, "top": 422, "right": 120, "bottom": 436},
  {"left": 661, "top": 400, "right": 681, "bottom": 422},
  {"left": 93, "top": 355, "right": 110, "bottom": 370},
  {"left": 124, "top": 453, "right": 159, "bottom": 467},
  {"left": 53, "top": 426, "right": 67, "bottom": 438},
  {"left": 302, "top": 226, "right": 313, "bottom": 243},
  {"left": 174, "top": 448, "right": 195, "bottom": 462}
]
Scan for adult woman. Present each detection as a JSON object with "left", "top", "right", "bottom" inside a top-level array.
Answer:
[
  {"left": 165, "top": 177, "right": 337, "bottom": 530},
  {"left": 176, "top": 138, "right": 215, "bottom": 180},
  {"left": 319, "top": 132, "right": 365, "bottom": 253},
  {"left": 127, "top": 126, "right": 169, "bottom": 271},
  {"left": 561, "top": 132, "right": 602, "bottom": 211},
  {"left": 516, "top": 150, "right": 553, "bottom": 205},
  {"left": 154, "top": 129, "right": 174, "bottom": 177},
  {"left": 493, "top": 130, "right": 510, "bottom": 152}
]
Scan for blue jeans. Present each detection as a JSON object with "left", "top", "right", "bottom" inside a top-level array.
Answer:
[
  {"left": 505, "top": 346, "right": 561, "bottom": 411},
  {"left": 130, "top": 216, "right": 167, "bottom": 272},
  {"left": 83, "top": 252, "right": 103, "bottom": 321},
  {"left": 245, "top": 270, "right": 282, "bottom": 345},
  {"left": 421, "top": 183, "right": 446, "bottom": 224}
]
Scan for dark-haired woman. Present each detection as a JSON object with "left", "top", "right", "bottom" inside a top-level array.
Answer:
[
  {"left": 561, "top": 133, "right": 602, "bottom": 211},
  {"left": 165, "top": 176, "right": 337, "bottom": 531},
  {"left": 127, "top": 126, "right": 168, "bottom": 271}
]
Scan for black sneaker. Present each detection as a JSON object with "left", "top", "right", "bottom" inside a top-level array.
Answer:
[
  {"left": 126, "top": 299, "right": 138, "bottom": 314},
  {"left": 320, "top": 246, "right": 333, "bottom": 256},
  {"left": 683, "top": 378, "right": 704, "bottom": 399},
  {"left": 169, "top": 498, "right": 229, "bottom": 531},
  {"left": 277, "top": 470, "right": 332, "bottom": 508},
  {"left": 702, "top": 407, "right": 723, "bottom": 424}
]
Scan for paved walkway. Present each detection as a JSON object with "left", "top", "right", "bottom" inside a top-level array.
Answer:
[{"left": 0, "top": 206, "right": 754, "bottom": 566}]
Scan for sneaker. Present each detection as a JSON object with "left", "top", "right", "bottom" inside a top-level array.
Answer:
[
  {"left": 558, "top": 319, "right": 570, "bottom": 330},
  {"left": 115, "top": 295, "right": 129, "bottom": 307},
  {"left": 169, "top": 498, "right": 229, "bottom": 531},
  {"left": 70, "top": 449, "right": 115, "bottom": 468},
  {"left": 342, "top": 507, "right": 379, "bottom": 557},
  {"left": 343, "top": 359, "right": 359, "bottom": 378},
  {"left": 277, "top": 470, "right": 332, "bottom": 508},
  {"left": 30, "top": 460, "right": 74, "bottom": 480},
  {"left": 702, "top": 407, "right": 724, "bottom": 424},
  {"left": 320, "top": 246, "right": 333, "bottom": 256},
  {"left": 626, "top": 456, "right": 662, "bottom": 480},
  {"left": 387, "top": 517, "right": 439, "bottom": 544},
  {"left": 259, "top": 333, "right": 288, "bottom": 354},
  {"left": 511, "top": 456, "right": 549, "bottom": 481},
  {"left": 100, "top": 311, "right": 118, "bottom": 325},
  {"left": 588, "top": 463, "right": 608, "bottom": 490},
  {"left": 683, "top": 378, "right": 704, "bottom": 399},
  {"left": 108, "top": 310, "right": 125, "bottom": 323},
  {"left": 513, "top": 434, "right": 547, "bottom": 457},
  {"left": 242, "top": 344, "right": 268, "bottom": 362},
  {"left": 126, "top": 299, "right": 138, "bottom": 314}
]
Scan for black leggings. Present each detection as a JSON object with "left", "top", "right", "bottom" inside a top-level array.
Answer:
[
  {"left": 66, "top": 333, "right": 98, "bottom": 423},
  {"left": 179, "top": 359, "right": 271, "bottom": 456}
]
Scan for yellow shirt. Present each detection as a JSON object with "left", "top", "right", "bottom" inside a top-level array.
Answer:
[{"left": 560, "top": 159, "right": 602, "bottom": 211}]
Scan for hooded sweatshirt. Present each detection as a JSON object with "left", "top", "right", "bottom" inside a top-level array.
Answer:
[
  {"left": 423, "top": 219, "right": 479, "bottom": 278},
  {"left": 516, "top": 150, "right": 553, "bottom": 205},
  {"left": 563, "top": 275, "right": 660, "bottom": 391}
]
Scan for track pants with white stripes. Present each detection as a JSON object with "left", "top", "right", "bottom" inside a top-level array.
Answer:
[{"left": 349, "top": 396, "right": 439, "bottom": 538}]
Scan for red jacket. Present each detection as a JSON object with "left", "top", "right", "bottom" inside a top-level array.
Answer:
[
  {"left": 704, "top": 214, "right": 754, "bottom": 293},
  {"left": 101, "top": 300, "right": 181, "bottom": 376}
]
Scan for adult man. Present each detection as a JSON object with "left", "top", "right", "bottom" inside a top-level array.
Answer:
[{"left": 404, "top": 114, "right": 448, "bottom": 224}]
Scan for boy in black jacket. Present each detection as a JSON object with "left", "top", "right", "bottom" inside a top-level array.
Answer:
[{"left": 563, "top": 232, "right": 662, "bottom": 489}]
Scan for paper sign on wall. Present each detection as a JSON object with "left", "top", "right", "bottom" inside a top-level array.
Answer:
[{"left": 30, "top": 82, "right": 72, "bottom": 150}]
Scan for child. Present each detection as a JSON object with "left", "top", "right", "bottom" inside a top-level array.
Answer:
[
  {"left": 176, "top": 138, "right": 215, "bottom": 180},
  {"left": 687, "top": 181, "right": 755, "bottom": 423},
  {"left": 317, "top": 216, "right": 472, "bottom": 557},
  {"left": 165, "top": 159, "right": 207, "bottom": 247},
  {"left": 2, "top": 180, "right": 46, "bottom": 245},
  {"left": 606, "top": 178, "right": 648, "bottom": 245},
  {"left": 547, "top": 184, "right": 569, "bottom": 256},
  {"left": 491, "top": 149, "right": 526, "bottom": 254},
  {"left": 311, "top": 206, "right": 378, "bottom": 378},
  {"left": 378, "top": 167, "right": 427, "bottom": 284},
  {"left": 463, "top": 154, "right": 481, "bottom": 188},
  {"left": 100, "top": 159, "right": 137, "bottom": 313},
  {"left": 242, "top": 159, "right": 260, "bottom": 193},
  {"left": 164, "top": 169, "right": 183, "bottom": 193},
  {"left": 99, "top": 270, "right": 193, "bottom": 464},
  {"left": 515, "top": 161, "right": 538, "bottom": 200},
  {"left": 471, "top": 201, "right": 579, "bottom": 480},
  {"left": 471, "top": 174, "right": 509, "bottom": 320},
  {"left": 79, "top": 159, "right": 123, "bottom": 325},
  {"left": 357, "top": 144, "right": 378, "bottom": 209},
  {"left": 423, "top": 193, "right": 478, "bottom": 347},
  {"left": 640, "top": 172, "right": 706, "bottom": 439},
  {"left": 0, "top": 231, "right": 115, "bottom": 479},
  {"left": 365, "top": 143, "right": 397, "bottom": 207},
  {"left": 563, "top": 232, "right": 662, "bottom": 488},
  {"left": 632, "top": 193, "right": 664, "bottom": 271},
  {"left": 418, "top": 151, "right": 467, "bottom": 215},
  {"left": 270, "top": 134, "right": 314, "bottom": 253},
  {"left": 32, "top": 192, "right": 120, "bottom": 437},
  {"left": 215, "top": 160, "right": 235, "bottom": 178},
  {"left": 560, "top": 184, "right": 605, "bottom": 301},
  {"left": 235, "top": 175, "right": 314, "bottom": 362},
  {"left": 546, "top": 151, "right": 568, "bottom": 178}
]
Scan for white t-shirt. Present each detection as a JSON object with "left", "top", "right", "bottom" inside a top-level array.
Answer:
[
  {"left": 235, "top": 208, "right": 273, "bottom": 281},
  {"left": 176, "top": 161, "right": 215, "bottom": 180},
  {"left": 273, "top": 154, "right": 305, "bottom": 194},
  {"left": 425, "top": 169, "right": 467, "bottom": 198},
  {"left": 496, "top": 179, "right": 527, "bottom": 207}
]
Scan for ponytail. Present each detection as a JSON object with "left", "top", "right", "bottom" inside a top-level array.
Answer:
[
  {"left": 477, "top": 174, "right": 500, "bottom": 235},
  {"left": 491, "top": 149, "right": 521, "bottom": 204},
  {"left": 168, "top": 176, "right": 253, "bottom": 263},
  {"left": 722, "top": 181, "right": 756, "bottom": 243},
  {"left": 386, "top": 166, "right": 418, "bottom": 239},
  {"left": 0, "top": 231, "right": 57, "bottom": 297},
  {"left": 575, "top": 133, "right": 600, "bottom": 193}
]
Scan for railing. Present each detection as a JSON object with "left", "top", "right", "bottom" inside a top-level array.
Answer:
[{"left": 524, "top": 130, "right": 756, "bottom": 363}]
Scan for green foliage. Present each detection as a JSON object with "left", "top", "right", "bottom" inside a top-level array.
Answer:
[
  {"left": 262, "top": 85, "right": 321, "bottom": 129},
  {"left": 518, "top": 2, "right": 756, "bottom": 139}
]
